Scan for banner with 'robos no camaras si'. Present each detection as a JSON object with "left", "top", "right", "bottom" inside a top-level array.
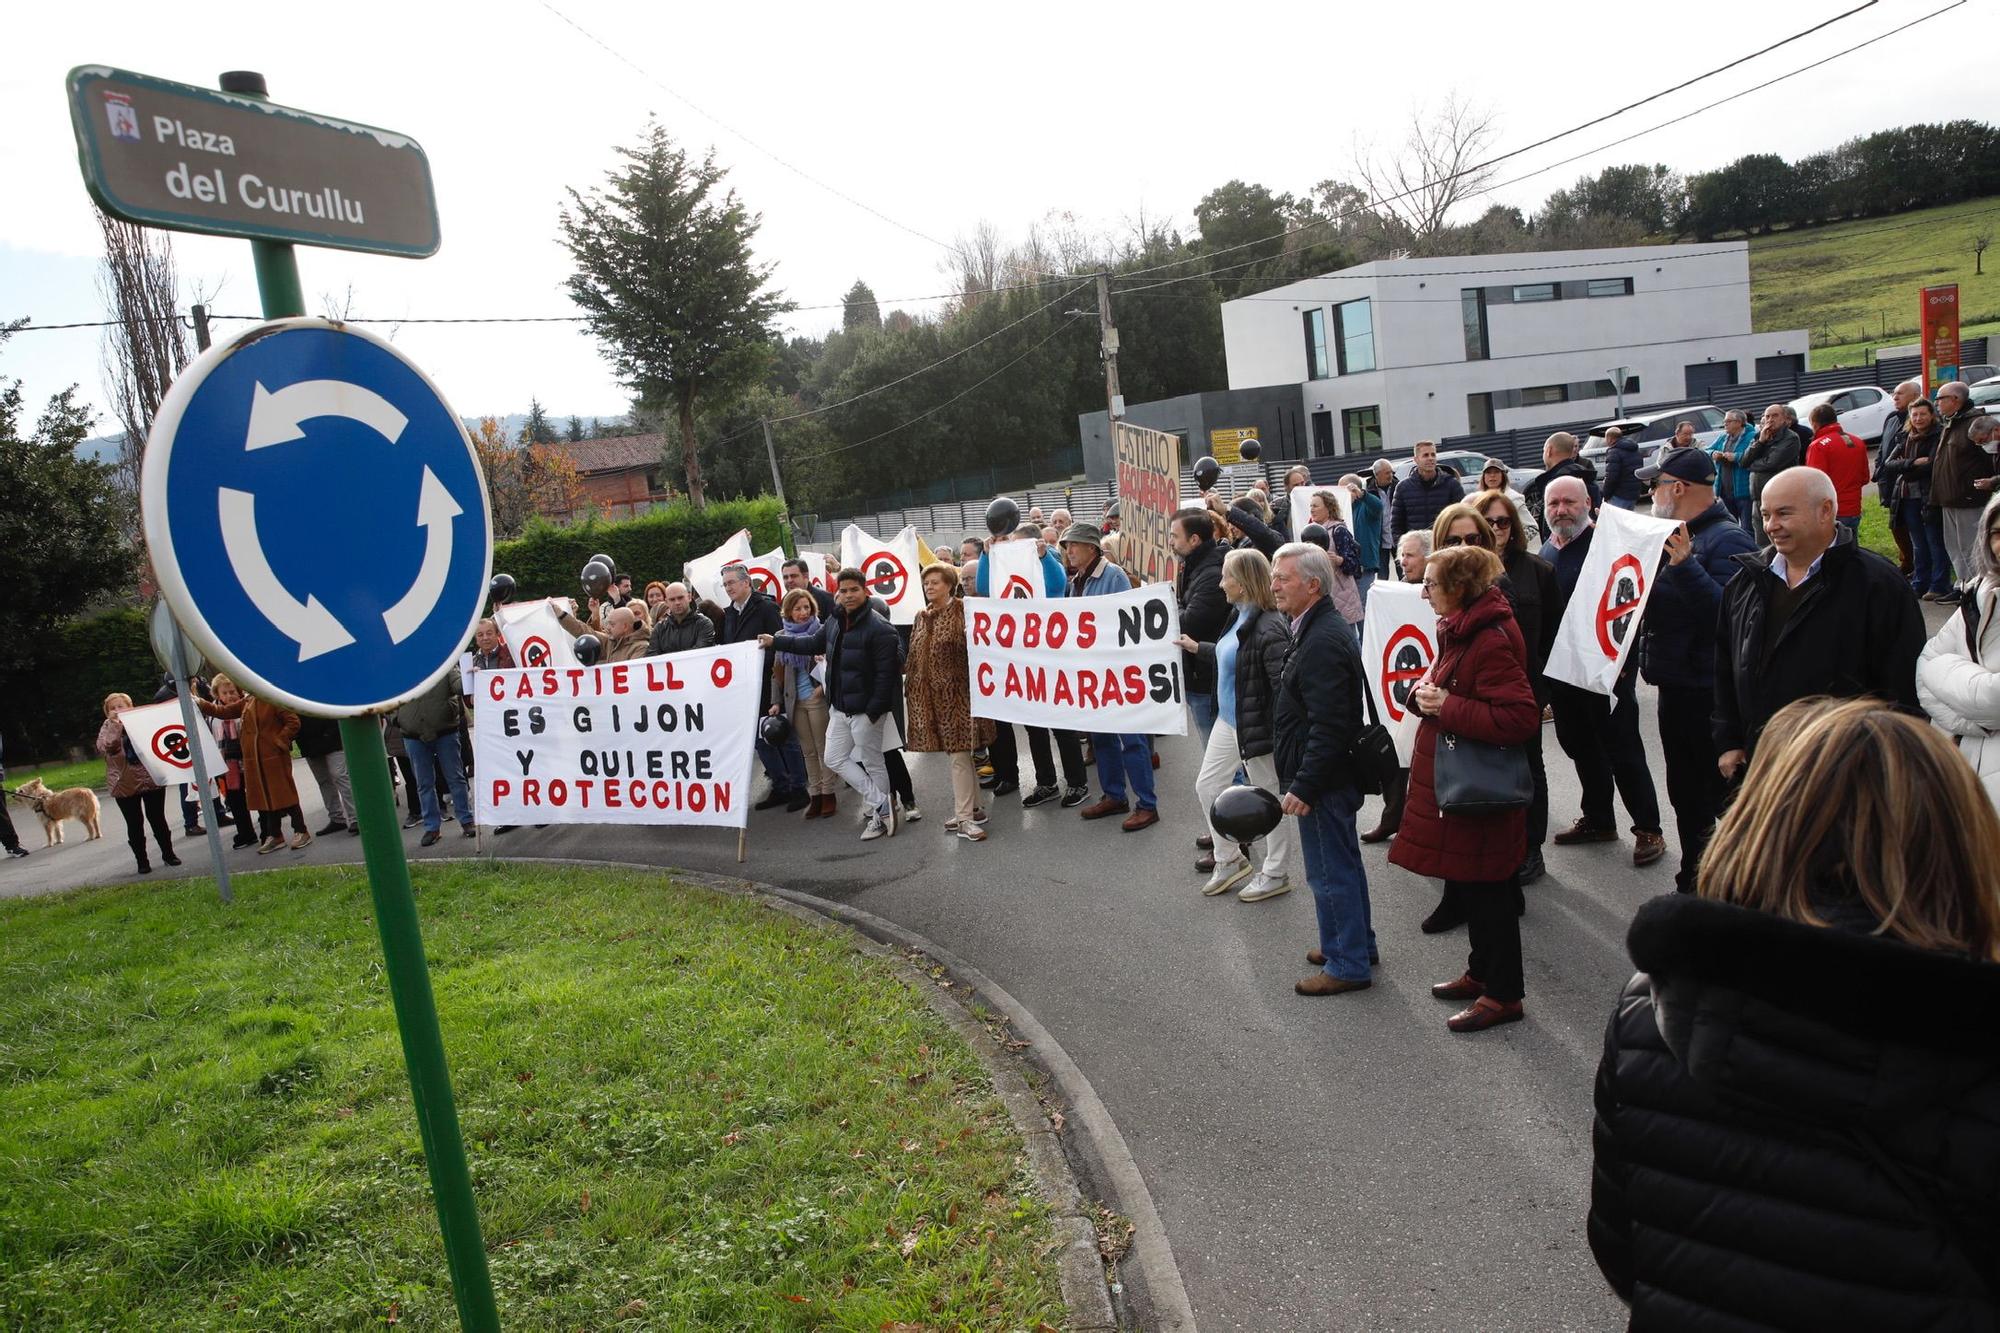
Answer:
[{"left": 963, "top": 584, "right": 1187, "bottom": 735}]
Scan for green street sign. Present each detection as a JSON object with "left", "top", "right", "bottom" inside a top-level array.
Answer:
[{"left": 66, "top": 65, "right": 440, "bottom": 258}]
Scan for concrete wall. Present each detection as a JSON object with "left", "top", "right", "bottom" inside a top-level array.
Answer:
[{"left": 1078, "top": 384, "right": 1310, "bottom": 483}]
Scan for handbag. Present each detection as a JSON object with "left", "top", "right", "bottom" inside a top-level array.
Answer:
[
  {"left": 1348, "top": 683, "right": 1399, "bottom": 797},
  {"left": 1432, "top": 730, "right": 1531, "bottom": 816}
]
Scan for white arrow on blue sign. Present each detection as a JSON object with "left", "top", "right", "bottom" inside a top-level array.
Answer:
[{"left": 142, "top": 318, "right": 492, "bottom": 716}]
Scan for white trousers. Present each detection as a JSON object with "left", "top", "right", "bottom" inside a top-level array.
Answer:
[
  {"left": 824, "top": 709, "right": 889, "bottom": 817},
  {"left": 1194, "top": 716, "right": 1294, "bottom": 879}
]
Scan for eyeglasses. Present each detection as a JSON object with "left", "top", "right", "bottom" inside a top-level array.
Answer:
[
  {"left": 1420, "top": 578, "right": 1439, "bottom": 590},
  {"left": 1441, "top": 534, "right": 1484, "bottom": 547},
  {"left": 1484, "top": 514, "right": 1513, "bottom": 529}
]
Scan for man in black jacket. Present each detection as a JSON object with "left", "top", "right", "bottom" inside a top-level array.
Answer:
[
  {"left": 782, "top": 558, "right": 838, "bottom": 620},
  {"left": 1271, "top": 541, "right": 1375, "bottom": 996},
  {"left": 764, "top": 568, "right": 902, "bottom": 841},
  {"left": 1715, "top": 467, "right": 1926, "bottom": 776},
  {"left": 1172, "top": 510, "right": 1230, "bottom": 871},
  {"left": 647, "top": 582, "right": 716, "bottom": 656},
  {"left": 719, "top": 564, "right": 808, "bottom": 813},
  {"left": 1389, "top": 440, "right": 1465, "bottom": 548},
  {"left": 1636, "top": 449, "right": 1754, "bottom": 893},
  {"left": 1521, "top": 431, "right": 1603, "bottom": 528}
]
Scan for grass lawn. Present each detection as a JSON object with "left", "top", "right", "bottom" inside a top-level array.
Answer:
[
  {"left": 1750, "top": 196, "right": 2000, "bottom": 349},
  {"left": 1811, "top": 317, "right": 2000, "bottom": 371},
  {"left": 8, "top": 755, "right": 107, "bottom": 794},
  {"left": 1859, "top": 494, "right": 1898, "bottom": 563},
  {"left": 0, "top": 864, "right": 1064, "bottom": 1330}
]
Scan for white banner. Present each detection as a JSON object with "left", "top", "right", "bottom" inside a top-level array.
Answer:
[
  {"left": 1545, "top": 503, "right": 1680, "bottom": 695},
  {"left": 496, "top": 598, "right": 578, "bottom": 669},
  {"left": 841, "top": 523, "right": 921, "bottom": 625},
  {"left": 749, "top": 547, "right": 787, "bottom": 600},
  {"left": 121, "top": 699, "right": 226, "bottom": 789},
  {"left": 1358, "top": 581, "right": 1432, "bottom": 766},
  {"left": 988, "top": 539, "right": 1045, "bottom": 599},
  {"left": 471, "top": 643, "right": 761, "bottom": 827},
  {"left": 684, "top": 529, "right": 754, "bottom": 607},
  {"left": 964, "top": 584, "right": 1187, "bottom": 735}
]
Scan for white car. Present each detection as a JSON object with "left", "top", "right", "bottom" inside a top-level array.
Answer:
[
  {"left": 1788, "top": 385, "right": 1894, "bottom": 444},
  {"left": 1582, "top": 405, "right": 1729, "bottom": 471},
  {"left": 1969, "top": 375, "right": 2000, "bottom": 412}
]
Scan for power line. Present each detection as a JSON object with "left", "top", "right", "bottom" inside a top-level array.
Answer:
[{"left": 1103, "top": 0, "right": 1911, "bottom": 287}]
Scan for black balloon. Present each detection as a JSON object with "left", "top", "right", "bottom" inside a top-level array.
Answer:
[
  {"left": 986, "top": 496, "right": 1020, "bottom": 536},
  {"left": 580, "top": 560, "right": 612, "bottom": 599},
  {"left": 589, "top": 552, "right": 618, "bottom": 577},
  {"left": 1193, "top": 455, "right": 1221, "bottom": 492},
  {"left": 1209, "top": 784, "right": 1284, "bottom": 848},
  {"left": 573, "top": 633, "right": 603, "bottom": 666},
  {"left": 1299, "top": 523, "right": 1330, "bottom": 550},
  {"left": 759, "top": 713, "right": 793, "bottom": 746},
  {"left": 1238, "top": 436, "right": 1262, "bottom": 462},
  {"left": 489, "top": 572, "right": 517, "bottom": 604}
]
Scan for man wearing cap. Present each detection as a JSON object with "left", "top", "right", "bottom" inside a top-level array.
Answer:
[
  {"left": 1062, "top": 522, "right": 1159, "bottom": 832},
  {"left": 1634, "top": 447, "right": 1754, "bottom": 893}
]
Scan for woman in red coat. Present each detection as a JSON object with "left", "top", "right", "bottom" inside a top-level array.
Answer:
[{"left": 1389, "top": 544, "right": 1542, "bottom": 1032}]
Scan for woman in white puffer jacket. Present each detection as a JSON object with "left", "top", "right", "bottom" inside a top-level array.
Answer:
[{"left": 1917, "top": 491, "right": 2000, "bottom": 805}]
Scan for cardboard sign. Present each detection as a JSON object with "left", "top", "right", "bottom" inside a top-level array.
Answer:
[
  {"left": 963, "top": 584, "right": 1186, "bottom": 735},
  {"left": 471, "top": 643, "right": 760, "bottom": 827},
  {"left": 1358, "top": 580, "right": 1432, "bottom": 765},
  {"left": 1113, "top": 422, "right": 1182, "bottom": 587},
  {"left": 1545, "top": 504, "right": 1679, "bottom": 695},
  {"left": 121, "top": 699, "right": 226, "bottom": 788}
]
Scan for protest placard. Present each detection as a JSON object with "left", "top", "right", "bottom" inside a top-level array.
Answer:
[
  {"left": 495, "top": 598, "right": 578, "bottom": 669},
  {"left": 748, "top": 547, "right": 787, "bottom": 599},
  {"left": 964, "top": 583, "right": 1186, "bottom": 735},
  {"left": 1545, "top": 503, "right": 1679, "bottom": 695},
  {"left": 121, "top": 699, "right": 226, "bottom": 788},
  {"left": 1113, "top": 422, "right": 1182, "bottom": 587},
  {"left": 471, "top": 642, "right": 761, "bottom": 827},
  {"left": 841, "top": 523, "right": 920, "bottom": 625},
  {"left": 987, "top": 539, "right": 1045, "bottom": 599},
  {"left": 1289, "top": 479, "right": 1351, "bottom": 538},
  {"left": 1359, "top": 580, "right": 1433, "bottom": 765},
  {"left": 684, "top": 529, "right": 754, "bottom": 606}
]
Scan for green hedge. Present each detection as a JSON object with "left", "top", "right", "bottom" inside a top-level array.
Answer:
[
  {"left": 495, "top": 496, "right": 789, "bottom": 598},
  {"left": 1, "top": 606, "right": 160, "bottom": 765}
]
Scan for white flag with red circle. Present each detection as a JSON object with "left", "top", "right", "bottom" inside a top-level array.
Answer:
[
  {"left": 121, "top": 699, "right": 226, "bottom": 788},
  {"left": 496, "top": 598, "right": 579, "bottom": 670},
  {"left": 1359, "top": 580, "right": 1432, "bottom": 765},
  {"left": 1545, "top": 503, "right": 1680, "bottom": 695},
  {"left": 840, "top": 523, "right": 920, "bottom": 625}
]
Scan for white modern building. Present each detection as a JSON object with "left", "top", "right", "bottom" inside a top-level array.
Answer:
[{"left": 1219, "top": 243, "right": 1809, "bottom": 455}]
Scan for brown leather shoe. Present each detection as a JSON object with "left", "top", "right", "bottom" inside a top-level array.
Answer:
[
  {"left": 820, "top": 793, "right": 836, "bottom": 819},
  {"left": 1359, "top": 819, "right": 1396, "bottom": 844},
  {"left": 1121, "top": 807, "right": 1159, "bottom": 833},
  {"left": 1295, "top": 972, "right": 1372, "bottom": 996},
  {"left": 1552, "top": 817, "right": 1618, "bottom": 846},
  {"left": 1307, "top": 947, "right": 1325, "bottom": 966},
  {"left": 1633, "top": 830, "right": 1667, "bottom": 867},
  {"left": 1080, "top": 796, "right": 1130, "bottom": 821},
  {"left": 1447, "top": 996, "right": 1523, "bottom": 1032},
  {"left": 802, "top": 794, "right": 825, "bottom": 820},
  {"left": 1431, "top": 973, "right": 1484, "bottom": 1002}
]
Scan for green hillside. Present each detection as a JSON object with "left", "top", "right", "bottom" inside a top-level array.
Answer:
[{"left": 1749, "top": 196, "right": 2000, "bottom": 353}]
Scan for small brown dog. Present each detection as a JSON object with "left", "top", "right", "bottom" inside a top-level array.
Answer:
[{"left": 12, "top": 778, "right": 103, "bottom": 846}]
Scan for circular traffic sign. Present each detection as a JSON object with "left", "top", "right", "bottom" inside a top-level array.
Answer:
[
  {"left": 151, "top": 724, "right": 194, "bottom": 770},
  {"left": 1594, "top": 554, "right": 1645, "bottom": 658},
  {"left": 859, "top": 550, "right": 910, "bottom": 604},
  {"left": 142, "top": 318, "right": 492, "bottom": 716},
  {"left": 1381, "top": 624, "right": 1434, "bottom": 723}
]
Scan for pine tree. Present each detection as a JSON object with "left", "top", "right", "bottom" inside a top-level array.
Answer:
[
  {"left": 841, "top": 279, "right": 881, "bottom": 333},
  {"left": 565, "top": 414, "right": 585, "bottom": 442},
  {"left": 518, "top": 397, "right": 556, "bottom": 445}
]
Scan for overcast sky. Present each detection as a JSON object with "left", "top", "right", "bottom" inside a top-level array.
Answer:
[{"left": 4, "top": 0, "right": 1987, "bottom": 434}]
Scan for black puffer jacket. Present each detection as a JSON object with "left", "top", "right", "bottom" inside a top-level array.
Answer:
[
  {"left": 1499, "top": 545, "right": 1560, "bottom": 703},
  {"left": 772, "top": 602, "right": 899, "bottom": 721},
  {"left": 1590, "top": 893, "right": 2000, "bottom": 1331},
  {"left": 1195, "top": 605, "right": 1290, "bottom": 760},
  {"left": 1176, "top": 539, "right": 1229, "bottom": 695},
  {"left": 648, "top": 609, "right": 716, "bottom": 657}
]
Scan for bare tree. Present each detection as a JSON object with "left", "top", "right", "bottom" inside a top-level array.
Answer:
[
  {"left": 1977, "top": 230, "right": 1992, "bottom": 277},
  {"left": 1352, "top": 95, "right": 1500, "bottom": 256},
  {"left": 97, "top": 212, "right": 189, "bottom": 511},
  {"left": 943, "top": 221, "right": 1005, "bottom": 311}
]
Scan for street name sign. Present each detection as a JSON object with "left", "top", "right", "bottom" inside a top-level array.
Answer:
[
  {"left": 142, "top": 318, "right": 491, "bottom": 715},
  {"left": 66, "top": 66, "right": 440, "bottom": 257}
]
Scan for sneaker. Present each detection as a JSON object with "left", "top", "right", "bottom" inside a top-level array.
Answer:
[
  {"left": 420, "top": 829, "right": 442, "bottom": 847},
  {"left": 402, "top": 814, "right": 422, "bottom": 829},
  {"left": 1936, "top": 589, "right": 1964, "bottom": 605},
  {"left": 161, "top": 851, "right": 182, "bottom": 868},
  {"left": 942, "top": 816, "right": 965, "bottom": 833},
  {"left": 978, "top": 765, "right": 1000, "bottom": 789},
  {"left": 1060, "top": 785, "right": 1089, "bottom": 809},
  {"left": 860, "top": 814, "right": 886, "bottom": 841},
  {"left": 956, "top": 824, "right": 988, "bottom": 842},
  {"left": 257, "top": 835, "right": 284, "bottom": 855},
  {"left": 316, "top": 820, "right": 347, "bottom": 836},
  {"left": 1237, "top": 872, "right": 1291, "bottom": 903},
  {"left": 290, "top": 829, "right": 314, "bottom": 850},
  {"left": 5, "top": 846, "right": 29, "bottom": 859},
  {"left": 1202, "top": 857, "right": 1254, "bottom": 896},
  {"left": 970, "top": 807, "right": 989, "bottom": 825},
  {"left": 461, "top": 823, "right": 477, "bottom": 838},
  {"left": 993, "top": 779, "right": 1019, "bottom": 797},
  {"left": 901, "top": 802, "right": 922, "bottom": 823},
  {"left": 1020, "top": 784, "right": 1059, "bottom": 808}
]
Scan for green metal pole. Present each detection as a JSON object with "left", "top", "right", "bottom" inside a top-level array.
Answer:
[{"left": 222, "top": 67, "right": 499, "bottom": 1333}]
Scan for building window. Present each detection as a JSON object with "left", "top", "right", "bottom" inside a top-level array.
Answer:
[
  {"left": 1466, "top": 392, "right": 1495, "bottom": 434},
  {"left": 1341, "top": 405, "right": 1382, "bottom": 454},
  {"left": 1303, "top": 309, "right": 1330, "bottom": 380},
  {"left": 1461, "top": 288, "right": 1488, "bottom": 361},
  {"left": 1519, "top": 384, "right": 1568, "bottom": 406},
  {"left": 1512, "top": 283, "right": 1558, "bottom": 303},
  {"left": 1585, "top": 277, "right": 1633, "bottom": 298},
  {"left": 1333, "top": 298, "right": 1375, "bottom": 375}
]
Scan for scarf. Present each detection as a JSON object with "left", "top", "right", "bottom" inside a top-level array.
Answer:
[{"left": 781, "top": 615, "right": 820, "bottom": 673}]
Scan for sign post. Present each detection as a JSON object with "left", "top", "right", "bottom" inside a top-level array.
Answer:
[
  {"left": 103, "top": 67, "right": 499, "bottom": 1332},
  {"left": 1921, "top": 283, "right": 1961, "bottom": 390},
  {"left": 162, "top": 609, "right": 232, "bottom": 905}
]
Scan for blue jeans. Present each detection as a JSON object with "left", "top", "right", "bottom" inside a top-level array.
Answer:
[
  {"left": 1187, "top": 692, "right": 1217, "bottom": 749},
  {"left": 1606, "top": 496, "right": 1636, "bottom": 511},
  {"left": 1354, "top": 571, "right": 1376, "bottom": 609},
  {"left": 1901, "top": 498, "right": 1950, "bottom": 593},
  {"left": 1093, "top": 733, "right": 1157, "bottom": 810},
  {"left": 406, "top": 730, "right": 471, "bottom": 834},
  {"left": 756, "top": 734, "right": 808, "bottom": 794},
  {"left": 1294, "top": 784, "right": 1375, "bottom": 981}
]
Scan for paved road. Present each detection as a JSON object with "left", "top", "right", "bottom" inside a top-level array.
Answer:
[{"left": 7, "top": 599, "right": 1950, "bottom": 1330}]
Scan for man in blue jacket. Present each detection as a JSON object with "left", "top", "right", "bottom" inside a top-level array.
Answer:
[
  {"left": 1635, "top": 449, "right": 1754, "bottom": 893},
  {"left": 1599, "top": 425, "right": 1648, "bottom": 511},
  {"left": 1389, "top": 440, "right": 1464, "bottom": 548},
  {"left": 1064, "top": 523, "right": 1159, "bottom": 832}
]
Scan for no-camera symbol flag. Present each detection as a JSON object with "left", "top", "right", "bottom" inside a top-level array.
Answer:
[{"left": 1545, "top": 504, "right": 1679, "bottom": 696}]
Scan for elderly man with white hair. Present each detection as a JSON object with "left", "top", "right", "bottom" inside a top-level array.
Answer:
[
  {"left": 1930, "top": 381, "right": 1999, "bottom": 603},
  {"left": 1714, "top": 466, "right": 1926, "bottom": 778},
  {"left": 1872, "top": 379, "right": 1927, "bottom": 575}
]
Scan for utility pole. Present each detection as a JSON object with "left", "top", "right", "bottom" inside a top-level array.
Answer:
[
  {"left": 191, "top": 302, "right": 212, "bottom": 353},
  {"left": 1095, "top": 272, "right": 1123, "bottom": 423},
  {"left": 759, "top": 416, "right": 791, "bottom": 544}
]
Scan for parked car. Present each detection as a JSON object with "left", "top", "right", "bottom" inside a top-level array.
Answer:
[
  {"left": 1581, "top": 405, "right": 1729, "bottom": 471},
  {"left": 1956, "top": 363, "right": 1999, "bottom": 385},
  {"left": 1788, "top": 384, "right": 1895, "bottom": 444},
  {"left": 1968, "top": 375, "right": 2000, "bottom": 411}
]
